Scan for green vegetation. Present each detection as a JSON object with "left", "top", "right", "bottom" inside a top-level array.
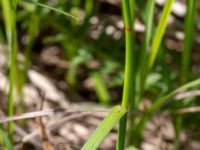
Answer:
[
  {"left": 82, "top": 105, "right": 126, "bottom": 150},
  {"left": 0, "top": 0, "right": 199, "bottom": 149}
]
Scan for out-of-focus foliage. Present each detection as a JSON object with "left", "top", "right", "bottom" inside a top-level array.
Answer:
[{"left": 0, "top": 0, "right": 200, "bottom": 149}]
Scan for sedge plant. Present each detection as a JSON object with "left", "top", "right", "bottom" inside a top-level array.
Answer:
[
  {"left": 81, "top": 0, "right": 136, "bottom": 148},
  {"left": 131, "top": 0, "right": 174, "bottom": 145},
  {"left": 82, "top": 0, "right": 175, "bottom": 149},
  {"left": 35, "top": 1, "right": 199, "bottom": 149},
  {"left": 181, "top": 0, "right": 197, "bottom": 84}
]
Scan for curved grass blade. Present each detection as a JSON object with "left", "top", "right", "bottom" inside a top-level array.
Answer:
[
  {"left": 1, "top": 0, "right": 12, "bottom": 41},
  {"left": 175, "top": 1, "right": 197, "bottom": 148},
  {"left": 135, "top": 78, "right": 200, "bottom": 141},
  {"left": 147, "top": 78, "right": 200, "bottom": 113},
  {"left": 8, "top": 0, "right": 18, "bottom": 141},
  {"left": 181, "top": 0, "right": 197, "bottom": 83},
  {"left": 82, "top": 105, "right": 126, "bottom": 150},
  {"left": 22, "top": 1, "right": 79, "bottom": 22}
]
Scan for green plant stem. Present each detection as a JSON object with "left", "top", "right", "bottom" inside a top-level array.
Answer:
[
  {"left": 117, "top": 0, "right": 135, "bottom": 149},
  {"left": 23, "top": 1, "right": 79, "bottom": 22},
  {"left": 129, "top": 0, "right": 155, "bottom": 146},
  {"left": 177, "top": 1, "right": 197, "bottom": 149},
  {"left": 1, "top": 0, "right": 11, "bottom": 42},
  {"left": 8, "top": 0, "right": 18, "bottom": 141},
  {"left": 91, "top": 73, "right": 111, "bottom": 104},
  {"left": 17, "top": 14, "right": 39, "bottom": 115},
  {"left": 121, "top": 1, "right": 135, "bottom": 109},
  {"left": 181, "top": 0, "right": 197, "bottom": 84},
  {"left": 174, "top": 116, "right": 182, "bottom": 150}
]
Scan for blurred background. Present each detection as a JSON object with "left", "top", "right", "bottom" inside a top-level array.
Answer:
[{"left": 0, "top": 0, "right": 200, "bottom": 149}]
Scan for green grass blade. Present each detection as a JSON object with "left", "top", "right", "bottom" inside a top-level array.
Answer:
[
  {"left": 117, "top": 113, "right": 127, "bottom": 150},
  {"left": 181, "top": 0, "right": 197, "bottom": 83},
  {"left": 121, "top": 0, "right": 135, "bottom": 114},
  {"left": 148, "top": 0, "right": 174, "bottom": 71},
  {"left": 177, "top": 1, "right": 197, "bottom": 147},
  {"left": 91, "top": 73, "right": 111, "bottom": 104},
  {"left": 7, "top": 0, "right": 18, "bottom": 141},
  {"left": 23, "top": 1, "right": 79, "bottom": 21},
  {"left": 135, "top": 78, "right": 200, "bottom": 143},
  {"left": 136, "top": 0, "right": 155, "bottom": 103},
  {"left": 1, "top": 0, "right": 12, "bottom": 42},
  {"left": 148, "top": 78, "right": 200, "bottom": 113},
  {"left": 82, "top": 106, "right": 126, "bottom": 150},
  {"left": 0, "top": 129, "right": 13, "bottom": 150}
]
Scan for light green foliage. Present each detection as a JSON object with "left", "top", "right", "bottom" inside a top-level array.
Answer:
[
  {"left": 0, "top": 0, "right": 199, "bottom": 149},
  {"left": 23, "top": 1, "right": 79, "bottom": 22},
  {"left": 91, "top": 73, "right": 111, "bottom": 104},
  {"left": 82, "top": 105, "right": 126, "bottom": 150},
  {"left": 136, "top": 0, "right": 155, "bottom": 105},
  {"left": 148, "top": 0, "right": 174, "bottom": 71},
  {"left": 118, "top": 0, "right": 135, "bottom": 149},
  {"left": 178, "top": 1, "right": 197, "bottom": 149}
]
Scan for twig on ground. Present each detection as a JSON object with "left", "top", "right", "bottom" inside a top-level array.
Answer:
[
  {"left": 22, "top": 112, "right": 97, "bottom": 143},
  {"left": 174, "top": 107, "right": 200, "bottom": 114},
  {"left": 174, "top": 90, "right": 200, "bottom": 100},
  {"left": 37, "top": 93, "right": 54, "bottom": 150},
  {"left": 0, "top": 107, "right": 110, "bottom": 124}
]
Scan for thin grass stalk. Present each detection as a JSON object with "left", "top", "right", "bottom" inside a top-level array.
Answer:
[
  {"left": 82, "top": 106, "right": 126, "bottom": 150},
  {"left": 130, "top": 0, "right": 155, "bottom": 145},
  {"left": 181, "top": 0, "right": 197, "bottom": 83},
  {"left": 135, "top": 78, "right": 200, "bottom": 144},
  {"left": 176, "top": 1, "right": 197, "bottom": 149},
  {"left": 0, "top": 0, "right": 11, "bottom": 146},
  {"left": 148, "top": 0, "right": 174, "bottom": 71},
  {"left": 8, "top": 0, "right": 18, "bottom": 140},
  {"left": 117, "top": 0, "right": 135, "bottom": 149},
  {"left": 17, "top": 14, "right": 39, "bottom": 114},
  {"left": 0, "top": 129, "right": 12, "bottom": 150},
  {"left": 136, "top": 0, "right": 155, "bottom": 105},
  {"left": 130, "top": 1, "right": 174, "bottom": 144}
]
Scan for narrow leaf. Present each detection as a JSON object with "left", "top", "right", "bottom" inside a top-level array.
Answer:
[
  {"left": 148, "top": 78, "right": 200, "bottom": 113},
  {"left": 23, "top": 1, "right": 79, "bottom": 21},
  {"left": 82, "top": 105, "right": 126, "bottom": 150},
  {"left": 148, "top": 0, "right": 174, "bottom": 71},
  {"left": 181, "top": 0, "right": 197, "bottom": 83},
  {"left": 135, "top": 78, "right": 200, "bottom": 142}
]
